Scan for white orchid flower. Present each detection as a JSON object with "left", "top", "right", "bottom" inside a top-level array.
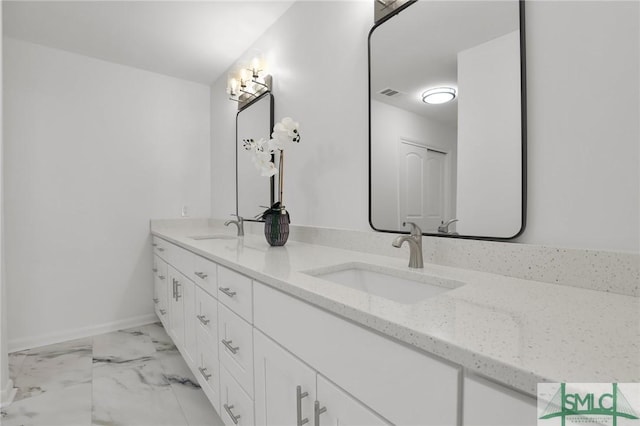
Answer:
[
  {"left": 271, "top": 116, "right": 300, "bottom": 144},
  {"left": 251, "top": 149, "right": 278, "bottom": 177}
]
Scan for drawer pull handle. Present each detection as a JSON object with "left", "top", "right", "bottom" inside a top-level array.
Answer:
[
  {"left": 159, "top": 275, "right": 166, "bottom": 280},
  {"left": 224, "top": 404, "right": 241, "bottom": 424},
  {"left": 157, "top": 247, "right": 165, "bottom": 252},
  {"left": 219, "top": 287, "right": 237, "bottom": 298},
  {"left": 152, "top": 243, "right": 158, "bottom": 247},
  {"left": 194, "top": 272, "right": 208, "bottom": 279},
  {"left": 175, "top": 282, "right": 181, "bottom": 300},
  {"left": 297, "top": 385, "right": 309, "bottom": 426},
  {"left": 153, "top": 298, "right": 159, "bottom": 304},
  {"left": 221, "top": 339, "right": 239, "bottom": 354},
  {"left": 159, "top": 309, "right": 166, "bottom": 315},
  {"left": 198, "top": 367, "right": 212, "bottom": 380},
  {"left": 152, "top": 268, "right": 158, "bottom": 273},
  {"left": 314, "top": 401, "right": 326, "bottom": 426},
  {"left": 197, "top": 314, "right": 210, "bottom": 325},
  {"left": 172, "top": 279, "right": 177, "bottom": 299}
]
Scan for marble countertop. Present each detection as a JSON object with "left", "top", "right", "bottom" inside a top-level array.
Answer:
[{"left": 151, "top": 223, "right": 640, "bottom": 396}]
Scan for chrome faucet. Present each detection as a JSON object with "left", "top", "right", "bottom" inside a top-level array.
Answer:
[
  {"left": 224, "top": 214, "right": 244, "bottom": 237},
  {"left": 438, "top": 218, "right": 459, "bottom": 234},
  {"left": 392, "top": 222, "right": 424, "bottom": 268}
]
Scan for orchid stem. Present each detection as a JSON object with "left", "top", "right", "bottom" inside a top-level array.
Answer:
[{"left": 279, "top": 150, "right": 284, "bottom": 209}]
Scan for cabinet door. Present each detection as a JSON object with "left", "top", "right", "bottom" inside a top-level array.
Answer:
[
  {"left": 463, "top": 373, "right": 536, "bottom": 426},
  {"left": 254, "top": 329, "right": 316, "bottom": 426},
  {"left": 153, "top": 256, "right": 167, "bottom": 319},
  {"left": 197, "top": 326, "right": 220, "bottom": 413},
  {"left": 168, "top": 266, "right": 185, "bottom": 346},
  {"left": 316, "top": 375, "right": 390, "bottom": 426},
  {"left": 182, "top": 278, "right": 197, "bottom": 367},
  {"left": 220, "top": 366, "right": 255, "bottom": 426}
]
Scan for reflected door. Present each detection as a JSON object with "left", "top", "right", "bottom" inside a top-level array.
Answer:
[{"left": 398, "top": 140, "right": 447, "bottom": 232}]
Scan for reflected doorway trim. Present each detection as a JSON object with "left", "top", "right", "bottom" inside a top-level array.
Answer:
[{"left": 367, "top": 0, "right": 527, "bottom": 241}]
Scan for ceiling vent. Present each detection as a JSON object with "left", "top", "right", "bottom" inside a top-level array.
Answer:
[{"left": 379, "top": 88, "right": 401, "bottom": 97}]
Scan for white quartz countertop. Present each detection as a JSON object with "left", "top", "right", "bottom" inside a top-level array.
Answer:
[{"left": 151, "top": 224, "right": 640, "bottom": 396}]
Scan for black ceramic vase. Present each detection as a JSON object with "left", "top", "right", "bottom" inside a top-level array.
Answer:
[{"left": 264, "top": 209, "right": 290, "bottom": 246}]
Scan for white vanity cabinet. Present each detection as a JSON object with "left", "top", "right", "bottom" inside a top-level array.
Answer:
[
  {"left": 462, "top": 373, "right": 536, "bottom": 426},
  {"left": 254, "top": 281, "right": 461, "bottom": 426},
  {"left": 254, "top": 329, "right": 389, "bottom": 426},
  {"left": 151, "top": 235, "right": 539, "bottom": 426}
]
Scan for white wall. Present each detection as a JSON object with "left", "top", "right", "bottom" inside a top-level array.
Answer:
[
  {"left": 211, "top": 1, "right": 371, "bottom": 230},
  {"left": 457, "top": 31, "right": 521, "bottom": 238},
  {"left": 370, "top": 99, "right": 456, "bottom": 231},
  {"left": 517, "top": 1, "right": 639, "bottom": 252},
  {"left": 211, "top": 1, "right": 639, "bottom": 253},
  {"left": 4, "top": 38, "right": 211, "bottom": 350},
  {"left": 0, "top": 1, "right": 16, "bottom": 406}
]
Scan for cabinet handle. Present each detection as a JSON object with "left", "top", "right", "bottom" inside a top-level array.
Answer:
[
  {"left": 172, "top": 279, "right": 177, "bottom": 299},
  {"left": 159, "top": 309, "right": 166, "bottom": 315},
  {"left": 153, "top": 298, "right": 159, "bottom": 304},
  {"left": 152, "top": 268, "right": 158, "bottom": 273},
  {"left": 314, "top": 401, "right": 326, "bottom": 426},
  {"left": 194, "top": 271, "right": 208, "bottom": 279},
  {"left": 198, "top": 367, "right": 212, "bottom": 380},
  {"left": 157, "top": 247, "right": 165, "bottom": 252},
  {"left": 223, "top": 404, "right": 241, "bottom": 425},
  {"left": 175, "top": 282, "right": 182, "bottom": 300},
  {"left": 297, "top": 385, "right": 310, "bottom": 426},
  {"left": 221, "top": 339, "right": 239, "bottom": 354},
  {"left": 219, "top": 287, "right": 236, "bottom": 298},
  {"left": 197, "top": 314, "right": 210, "bottom": 325},
  {"left": 159, "top": 275, "right": 166, "bottom": 280},
  {"left": 152, "top": 243, "right": 158, "bottom": 247}
]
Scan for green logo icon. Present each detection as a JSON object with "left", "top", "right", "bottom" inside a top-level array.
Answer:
[{"left": 539, "top": 383, "right": 639, "bottom": 426}]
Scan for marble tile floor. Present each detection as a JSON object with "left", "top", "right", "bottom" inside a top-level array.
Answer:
[{"left": 1, "top": 323, "right": 224, "bottom": 426}]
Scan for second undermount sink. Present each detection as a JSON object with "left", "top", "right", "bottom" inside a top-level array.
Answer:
[
  {"left": 189, "top": 234, "right": 237, "bottom": 241},
  {"left": 304, "top": 263, "right": 463, "bottom": 304}
]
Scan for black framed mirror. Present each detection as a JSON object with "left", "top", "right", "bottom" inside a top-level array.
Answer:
[
  {"left": 369, "top": 0, "right": 526, "bottom": 240},
  {"left": 236, "top": 92, "right": 275, "bottom": 221}
]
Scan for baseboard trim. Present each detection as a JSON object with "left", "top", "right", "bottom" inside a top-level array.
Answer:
[
  {"left": 7, "top": 313, "right": 159, "bottom": 353},
  {"left": 0, "top": 379, "right": 17, "bottom": 408}
]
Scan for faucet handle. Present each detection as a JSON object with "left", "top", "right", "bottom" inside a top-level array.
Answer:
[
  {"left": 402, "top": 221, "right": 422, "bottom": 237},
  {"left": 229, "top": 213, "right": 244, "bottom": 222},
  {"left": 438, "top": 219, "right": 459, "bottom": 233}
]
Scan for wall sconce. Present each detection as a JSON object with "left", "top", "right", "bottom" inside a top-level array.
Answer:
[{"left": 227, "top": 56, "right": 272, "bottom": 110}]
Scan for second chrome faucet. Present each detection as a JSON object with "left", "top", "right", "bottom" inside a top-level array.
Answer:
[
  {"left": 224, "top": 214, "right": 244, "bottom": 237},
  {"left": 392, "top": 222, "right": 424, "bottom": 268}
]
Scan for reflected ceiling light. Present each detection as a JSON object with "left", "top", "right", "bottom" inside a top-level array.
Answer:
[{"left": 422, "top": 87, "right": 457, "bottom": 105}]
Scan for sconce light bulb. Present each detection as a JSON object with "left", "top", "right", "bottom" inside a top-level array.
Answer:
[{"left": 229, "top": 78, "right": 238, "bottom": 95}]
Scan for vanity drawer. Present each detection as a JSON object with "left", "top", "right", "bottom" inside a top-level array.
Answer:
[
  {"left": 196, "top": 286, "right": 218, "bottom": 340},
  {"left": 220, "top": 366, "right": 254, "bottom": 426},
  {"left": 152, "top": 237, "right": 170, "bottom": 260},
  {"left": 193, "top": 255, "right": 218, "bottom": 296},
  {"left": 196, "top": 326, "right": 220, "bottom": 413},
  {"left": 254, "top": 282, "right": 461, "bottom": 426},
  {"left": 167, "top": 243, "right": 194, "bottom": 277},
  {"left": 218, "top": 303, "right": 254, "bottom": 398},
  {"left": 217, "top": 266, "right": 253, "bottom": 323}
]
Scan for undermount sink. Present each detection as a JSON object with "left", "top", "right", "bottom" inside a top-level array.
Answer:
[
  {"left": 304, "top": 263, "right": 463, "bottom": 304},
  {"left": 189, "top": 234, "right": 237, "bottom": 241}
]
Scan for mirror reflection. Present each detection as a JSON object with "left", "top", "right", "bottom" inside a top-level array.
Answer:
[
  {"left": 369, "top": 0, "right": 525, "bottom": 239},
  {"left": 236, "top": 93, "right": 274, "bottom": 220}
]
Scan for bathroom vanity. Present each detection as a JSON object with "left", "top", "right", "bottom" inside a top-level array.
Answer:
[{"left": 150, "top": 220, "right": 639, "bottom": 426}]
